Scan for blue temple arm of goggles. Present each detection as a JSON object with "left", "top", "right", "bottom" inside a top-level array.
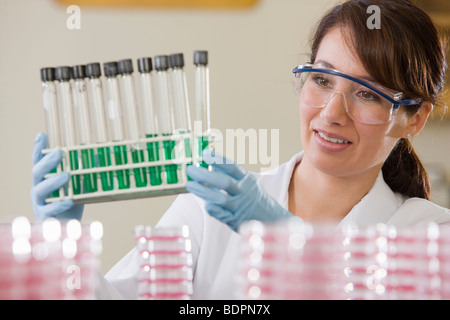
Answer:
[{"left": 292, "top": 65, "right": 422, "bottom": 108}]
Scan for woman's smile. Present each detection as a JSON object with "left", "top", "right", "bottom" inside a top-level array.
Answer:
[{"left": 313, "top": 129, "right": 352, "bottom": 152}]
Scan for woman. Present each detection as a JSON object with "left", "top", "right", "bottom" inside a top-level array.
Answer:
[{"left": 31, "top": 0, "right": 450, "bottom": 299}]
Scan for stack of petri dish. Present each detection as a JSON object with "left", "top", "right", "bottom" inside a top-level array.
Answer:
[
  {"left": 236, "top": 220, "right": 285, "bottom": 299},
  {"left": 397, "top": 223, "right": 450, "bottom": 300},
  {"left": 238, "top": 220, "right": 450, "bottom": 300},
  {"left": 135, "top": 225, "right": 193, "bottom": 300},
  {"left": 341, "top": 223, "right": 450, "bottom": 300},
  {"left": 0, "top": 217, "right": 102, "bottom": 300},
  {"left": 63, "top": 219, "right": 104, "bottom": 299},
  {"left": 237, "top": 218, "right": 346, "bottom": 300},
  {"left": 342, "top": 223, "right": 393, "bottom": 300},
  {"left": 437, "top": 225, "right": 450, "bottom": 299},
  {"left": 383, "top": 225, "right": 429, "bottom": 300},
  {"left": 282, "top": 222, "right": 346, "bottom": 299}
]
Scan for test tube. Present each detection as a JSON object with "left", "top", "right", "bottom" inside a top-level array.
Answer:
[
  {"left": 71, "top": 65, "right": 97, "bottom": 193},
  {"left": 154, "top": 55, "right": 178, "bottom": 184},
  {"left": 103, "top": 62, "right": 130, "bottom": 189},
  {"left": 41, "top": 68, "right": 62, "bottom": 149},
  {"left": 54, "top": 66, "right": 81, "bottom": 195},
  {"left": 194, "top": 51, "right": 211, "bottom": 167},
  {"left": 85, "top": 63, "right": 114, "bottom": 191},
  {"left": 169, "top": 53, "right": 192, "bottom": 162},
  {"left": 117, "top": 59, "right": 147, "bottom": 188},
  {"left": 40, "top": 67, "right": 62, "bottom": 198},
  {"left": 137, "top": 57, "right": 162, "bottom": 186}
]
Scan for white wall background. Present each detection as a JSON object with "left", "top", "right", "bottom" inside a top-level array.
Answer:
[{"left": 0, "top": 0, "right": 449, "bottom": 273}]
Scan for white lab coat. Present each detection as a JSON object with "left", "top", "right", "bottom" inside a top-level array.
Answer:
[{"left": 100, "top": 151, "right": 450, "bottom": 299}]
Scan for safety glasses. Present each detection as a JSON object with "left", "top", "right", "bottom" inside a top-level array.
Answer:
[{"left": 292, "top": 63, "right": 422, "bottom": 125}]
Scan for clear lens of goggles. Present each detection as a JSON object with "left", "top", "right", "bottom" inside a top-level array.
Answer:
[{"left": 295, "top": 71, "right": 398, "bottom": 125}]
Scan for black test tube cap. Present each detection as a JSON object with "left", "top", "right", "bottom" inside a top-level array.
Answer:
[
  {"left": 72, "top": 65, "right": 86, "bottom": 80},
  {"left": 137, "top": 57, "right": 153, "bottom": 73},
  {"left": 103, "top": 62, "right": 118, "bottom": 77},
  {"left": 154, "top": 55, "right": 169, "bottom": 71},
  {"left": 54, "top": 66, "right": 72, "bottom": 81},
  {"left": 169, "top": 53, "right": 185, "bottom": 69},
  {"left": 117, "top": 59, "right": 134, "bottom": 75},
  {"left": 85, "top": 63, "right": 102, "bottom": 78},
  {"left": 194, "top": 51, "right": 208, "bottom": 66},
  {"left": 40, "top": 67, "right": 55, "bottom": 82}
]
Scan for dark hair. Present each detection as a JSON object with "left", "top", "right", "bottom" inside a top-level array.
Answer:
[{"left": 310, "top": 0, "right": 447, "bottom": 200}]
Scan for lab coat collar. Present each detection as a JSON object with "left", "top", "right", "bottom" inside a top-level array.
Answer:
[
  {"left": 338, "top": 170, "right": 403, "bottom": 227},
  {"left": 257, "top": 151, "right": 304, "bottom": 210},
  {"left": 264, "top": 151, "right": 403, "bottom": 227}
]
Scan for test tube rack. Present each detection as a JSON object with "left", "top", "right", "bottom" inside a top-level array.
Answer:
[
  {"left": 43, "top": 132, "right": 210, "bottom": 205},
  {"left": 40, "top": 51, "right": 211, "bottom": 205}
]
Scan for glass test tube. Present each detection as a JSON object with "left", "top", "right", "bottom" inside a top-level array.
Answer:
[
  {"left": 85, "top": 63, "right": 114, "bottom": 191},
  {"left": 194, "top": 51, "right": 211, "bottom": 167},
  {"left": 154, "top": 55, "right": 178, "bottom": 184},
  {"left": 54, "top": 66, "right": 81, "bottom": 195},
  {"left": 117, "top": 59, "right": 147, "bottom": 188},
  {"left": 71, "top": 65, "right": 97, "bottom": 193},
  {"left": 103, "top": 62, "right": 130, "bottom": 189},
  {"left": 169, "top": 53, "right": 192, "bottom": 163},
  {"left": 40, "top": 67, "right": 62, "bottom": 198},
  {"left": 137, "top": 57, "right": 162, "bottom": 186}
]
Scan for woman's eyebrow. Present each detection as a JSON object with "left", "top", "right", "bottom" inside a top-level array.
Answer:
[
  {"left": 315, "top": 59, "right": 335, "bottom": 69},
  {"left": 315, "top": 59, "right": 377, "bottom": 83}
]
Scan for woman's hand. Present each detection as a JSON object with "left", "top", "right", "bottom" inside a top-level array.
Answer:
[
  {"left": 186, "top": 149, "right": 293, "bottom": 231},
  {"left": 31, "top": 132, "right": 84, "bottom": 221}
]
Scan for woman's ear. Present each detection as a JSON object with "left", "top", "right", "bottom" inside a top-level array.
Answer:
[{"left": 405, "top": 102, "right": 433, "bottom": 138}]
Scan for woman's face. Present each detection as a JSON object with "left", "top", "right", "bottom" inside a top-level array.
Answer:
[{"left": 299, "top": 27, "right": 410, "bottom": 178}]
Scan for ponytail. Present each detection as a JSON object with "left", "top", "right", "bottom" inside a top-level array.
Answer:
[{"left": 382, "top": 138, "right": 431, "bottom": 200}]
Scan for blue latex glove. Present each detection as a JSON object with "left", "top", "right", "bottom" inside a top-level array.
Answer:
[
  {"left": 31, "top": 132, "right": 84, "bottom": 221},
  {"left": 186, "top": 149, "right": 293, "bottom": 231}
]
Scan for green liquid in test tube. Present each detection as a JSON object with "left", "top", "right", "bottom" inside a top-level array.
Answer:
[
  {"left": 195, "top": 136, "right": 210, "bottom": 165},
  {"left": 113, "top": 144, "right": 130, "bottom": 188},
  {"left": 194, "top": 51, "right": 211, "bottom": 168},
  {"left": 72, "top": 65, "right": 97, "bottom": 193},
  {"left": 85, "top": 62, "right": 114, "bottom": 191},
  {"left": 146, "top": 134, "right": 162, "bottom": 186},
  {"left": 117, "top": 59, "right": 148, "bottom": 188},
  {"left": 163, "top": 135, "right": 178, "bottom": 183},
  {"left": 137, "top": 57, "right": 162, "bottom": 186},
  {"left": 104, "top": 62, "right": 130, "bottom": 189},
  {"left": 55, "top": 66, "right": 81, "bottom": 195},
  {"left": 41, "top": 67, "right": 63, "bottom": 198},
  {"left": 169, "top": 53, "right": 193, "bottom": 168},
  {"left": 154, "top": 55, "right": 178, "bottom": 184}
]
